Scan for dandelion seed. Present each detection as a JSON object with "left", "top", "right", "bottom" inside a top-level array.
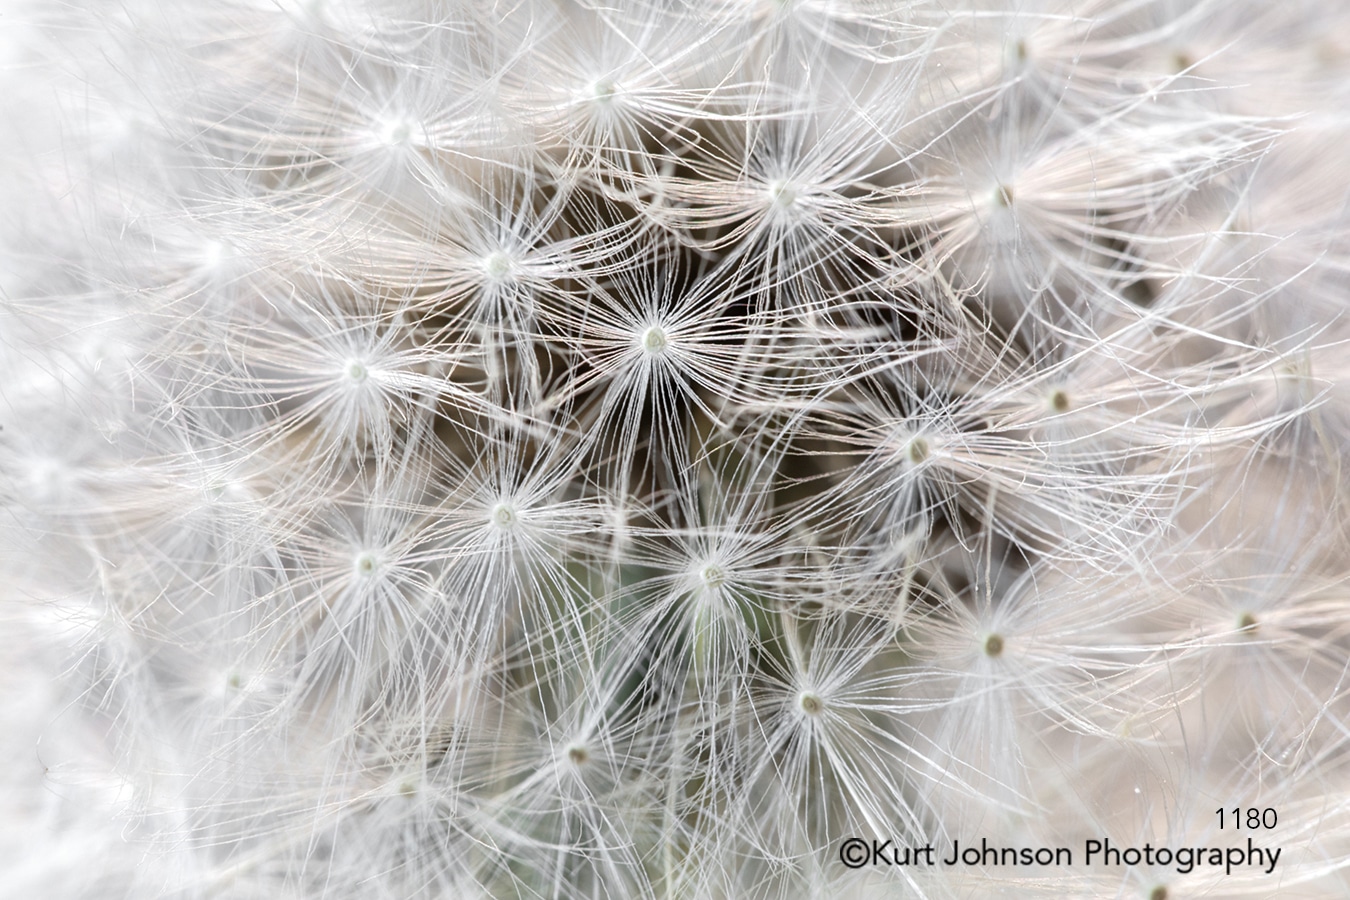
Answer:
[
  {"left": 378, "top": 117, "right": 414, "bottom": 147},
  {"left": 639, "top": 325, "right": 669, "bottom": 354},
  {"left": 490, "top": 502, "right": 517, "bottom": 530},
  {"left": 354, "top": 552, "right": 379, "bottom": 576},
  {"left": 766, "top": 179, "right": 797, "bottom": 210},
  {"left": 588, "top": 78, "right": 617, "bottom": 105},
  {"left": 481, "top": 250, "right": 515, "bottom": 282}
]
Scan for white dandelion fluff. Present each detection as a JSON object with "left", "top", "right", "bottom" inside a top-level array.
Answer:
[{"left": 5, "top": 0, "right": 1350, "bottom": 897}]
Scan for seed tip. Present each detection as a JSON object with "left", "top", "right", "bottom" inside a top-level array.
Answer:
[
  {"left": 492, "top": 503, "right": 517, "bottom": 529},
  {"left": 641, "top": 325, "right": 668, "bottom": 354},
  {"left": 767, "top": 179, "right": 797, "bottom": 209}
]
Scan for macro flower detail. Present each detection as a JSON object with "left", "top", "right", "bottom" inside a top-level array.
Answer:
[{"left": 4, "top": 1, "right": 1350, "bottom": 898}]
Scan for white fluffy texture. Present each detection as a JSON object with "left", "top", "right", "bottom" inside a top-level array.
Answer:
[{"left": 3, "top": 1, "right": 1350, "bottom": 898}]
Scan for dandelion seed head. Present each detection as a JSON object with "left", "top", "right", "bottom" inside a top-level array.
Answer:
[
  {"left": 766, "top": 178, "right": 798, "bottom": 211},
  {"left": 992, "top": 182, "right": 1015, "bottom": 209},
  {"left": 482, "top": 250, "right": 515, "bottom": 282},
  {"left": 344, "top": 360, "right": 369, "bottom": 384},
  {"left": 12, "top": 2, "right": 1350, "bottom": 895},
  {"left": 639, "top": 324, "right": 668, "bottom": 355},
  {"left": 376, "top": 116, "right": 416, "bottom": 148},
  {"left": 490, "top": 502, "right": 518, "bottom": 530},
  {"left": 588, "top": 78, "right": 618, "bottom": 106},
  {"left": 354, "top": 551, "right": 380, "bottom": 577},
  {"left": 797, "top": 691, "right": 824, "bottom": 717}
]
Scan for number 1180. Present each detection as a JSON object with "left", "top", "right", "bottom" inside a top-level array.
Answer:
[{"left": 1216, "top": 808, "right": 1276, "bottom": 829}]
